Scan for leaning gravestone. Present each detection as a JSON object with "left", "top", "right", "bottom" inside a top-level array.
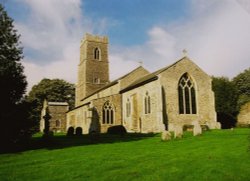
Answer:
[
  {"left": 174, "top": 125, "right": 183, "bottom": 139},
  {"left": 193, "top": 120, "right": 202, "bottom": 136},
  {"left": 161, "top": 131, "right": 172, "bottom": 141}
]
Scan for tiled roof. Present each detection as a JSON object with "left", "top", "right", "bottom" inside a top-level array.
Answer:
[
  {"left": 81, "top": 66, "right": 148, "bottom": 101},
  {"left": 120, "top": 57, "right": 188, "bottom": 93}
]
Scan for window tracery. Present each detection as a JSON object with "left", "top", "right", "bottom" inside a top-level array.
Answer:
[{"left": 178, "top": 73, "right": 197, "bottom": 114}]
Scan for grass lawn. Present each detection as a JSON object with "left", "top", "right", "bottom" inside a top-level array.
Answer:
[{"left": 0, "top": 129, "right": 249, "bottom": 181}]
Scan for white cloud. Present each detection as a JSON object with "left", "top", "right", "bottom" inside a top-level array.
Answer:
[
  {"left": 110, "top": 0, "right": 250, "bottom": 78},
  {"left": 16, "top": 0, "right": 250, "bottom": 92},
  {"left": 15, "top": 0, "right": 92, "bottom": 91}
]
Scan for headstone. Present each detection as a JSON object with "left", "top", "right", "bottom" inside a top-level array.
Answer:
[
  {"left": 174, "top": 125, "right": 183, "bottom": 139},
  {"left": 193, "top": 120, "right": 202, "bottom": 136},
  {"left": 161, "top": 131, "right": 172, "bottom": 141}
]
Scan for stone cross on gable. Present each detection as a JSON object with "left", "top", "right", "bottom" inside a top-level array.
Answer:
[
  {"left": 182, "top": 49, "right": 188, "bottom": 57},
  {"left": 138, "top": 61, "right": 143, "bottom": 66}
]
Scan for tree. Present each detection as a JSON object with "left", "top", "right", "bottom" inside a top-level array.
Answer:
[
  {"left": 26, "top": 78, "right": 75, "bottom": 131},
  {"left": 212, "top": 77, "right": 238, "bottom": 128},
  {"left": 0, "top": 4, "right": 28, "bottom": 147},
  {"left": 232, "top": 68, "right": 250, "bottom": 109},
  {"left": 0, "top": 4, "right": 27, "bottom": 106}
]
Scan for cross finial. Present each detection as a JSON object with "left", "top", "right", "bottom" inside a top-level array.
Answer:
[
  {"left": 182, "top": 49, "right": 188, "bottom": 57},
  {"left": 138, "top": 61, "right": 143, "bottom": 66}
]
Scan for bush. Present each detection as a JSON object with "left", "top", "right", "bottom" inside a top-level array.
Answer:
[
  {"left": 107, "top": 125, "right": 127, "bottom": 135},
  {"left": 75, "top": 127, "right": 83, "bottom": 136},
  {"left": 67, "top": 127, "right": 74, "bottom": 136},
  {"left": 217, "top": 112, "right": 236, "bottom": 129}
]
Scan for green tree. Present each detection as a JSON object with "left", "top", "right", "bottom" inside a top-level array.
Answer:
[
  {"left": 232, "top": 68, "right": 250, "bottom": 109},
  {"left": 0, "top": 4, "right": 29, "bottom": 147},
  {"left": 212, "top": 77, "right": 238, "bottom": 128},
  {"left": 27, "top": 78, "right": 75, "bottom": 131}
]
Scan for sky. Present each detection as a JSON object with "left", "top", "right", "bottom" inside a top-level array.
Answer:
[{"left": 2, "top": 0, "right": 250, "bottom": 91}]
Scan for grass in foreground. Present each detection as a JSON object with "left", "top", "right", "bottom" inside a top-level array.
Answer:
[{"left": 0, "top": 129, "right": 249, "bottom": 181}]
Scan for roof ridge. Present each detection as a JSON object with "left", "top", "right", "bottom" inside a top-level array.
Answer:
[
  {"left": 120, "top": 56, "right": 189, "bottom": 93},
  {"left": 81, "top": 66, "right": 148, "bottom": 101}
]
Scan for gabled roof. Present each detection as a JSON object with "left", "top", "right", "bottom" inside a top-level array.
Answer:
[
  {"left": 81, "top": 66, "right": 148, "bottom": 101},
  {"left": 120, "top": 56, "right": 188, "bottom": 93},
  {"left": 120, "top": 73, "right": 158, "bottom": 93}
]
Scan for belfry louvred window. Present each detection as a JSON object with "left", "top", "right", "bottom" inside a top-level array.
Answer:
[
  {"left": 178, "top": 73, "right": 197, "bottom": 114},
  {"left": 102, "top": 101, "right": 115, "bottom": 124},
  {"left": 94, "top": 47, "right": 100, "bottom": 60}
]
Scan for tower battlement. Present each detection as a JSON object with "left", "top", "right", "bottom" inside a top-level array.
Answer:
[{"left": 81, "top": 33, "right": 108, "bottom": 46}]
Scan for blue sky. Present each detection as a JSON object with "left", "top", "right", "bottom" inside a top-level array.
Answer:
[
  {"left": 83, "top": 0, "right": 189, "bottom": 45},
  {"left": 2, "top": 0, "right": 250, "bottom": 91}
]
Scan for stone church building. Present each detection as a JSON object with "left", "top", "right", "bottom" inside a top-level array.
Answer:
[
  {"left": 40, "top": 100, "right": 69, "bottom": 133},
  {"left": 65, "top": 33, "right": 220, "bottom": 134}
]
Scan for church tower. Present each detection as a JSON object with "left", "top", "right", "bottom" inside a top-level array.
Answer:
[{"left": 75, "top": 33, "right": 110, "bottom": 106}]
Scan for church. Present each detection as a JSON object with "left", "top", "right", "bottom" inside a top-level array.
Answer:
[{"left": 65, "top": 33, "right": 220, "bottom": 134}]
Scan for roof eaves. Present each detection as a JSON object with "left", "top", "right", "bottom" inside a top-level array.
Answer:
[
  {"left": 80, "top": 81, "right": 119, "bottom": 101},
  {"left": 66, "top": 102, "right": 90, "bottom": 113},
  {"left": 120, "top": 75, "right": 158, "bottom": 93},
  {"left": 80, "top": 66, "right": 148, "bottom": 101}
]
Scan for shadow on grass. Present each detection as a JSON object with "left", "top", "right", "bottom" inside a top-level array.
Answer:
[{"left": 1, "top": 133, "right": 157, "bottom": 154}]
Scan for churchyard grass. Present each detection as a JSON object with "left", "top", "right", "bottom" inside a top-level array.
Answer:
[{"left": 0, "top": 128, "right": 249, "bottom": 181}]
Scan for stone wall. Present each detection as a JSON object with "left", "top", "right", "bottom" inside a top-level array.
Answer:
[
  {"left": 122, "top": 80, "right": 165, "bottom": 133},
  {"left": 66, "top": 104, "right": 91, "bottom": 134},
  {"left": 92, "top": 94, "right": 122, "bottom": 133},
  {"left": 67, "top": 94, "right": 122, "bottom": 134},
  {"left": 237, "top": 102, "right": 250, "bottom": 126},
  {"left": 159, "top": 57, "right": 219, "bottom": 131},
  {"left": 40, "top": 101, "right": 69, "bottom": 133},
  {"left": 48, "top": 105, "right": 69, "bottom": 132}
]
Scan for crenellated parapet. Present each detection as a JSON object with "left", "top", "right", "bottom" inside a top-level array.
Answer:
[{"left": 81, "top": 33, "right": 108, "bottom": 46}]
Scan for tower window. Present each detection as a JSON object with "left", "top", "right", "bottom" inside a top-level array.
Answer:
[
  {"left": 102, "top": 101, "right": 115, "bottom": 124},
  {"left": 144, "top": 91, "right": 151, "bottom": 114},
  {"left": 93, "top": 77, "right": 100, "bottom": 84},
  {"left": 178, "top": 73, "right": 197, "bottom": 114},
  {"left": 94, "top": 47, "right": 100, "bottom": 60}
]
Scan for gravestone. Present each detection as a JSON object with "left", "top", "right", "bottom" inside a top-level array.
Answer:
[
  {"left": 193, "top": 120, "right": 202, "bottom": 136},
  {"left": 161, "top": 131, "right": 172, "bottom": 141},
  {"left": 174, "top": 125, "right": 183, "bottom": 138}
]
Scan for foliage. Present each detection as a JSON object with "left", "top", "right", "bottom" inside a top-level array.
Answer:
[
  {"left": 0, "top": 4, "right": 30, "bottom": 147},
  {"left": 212, "top": 77, "right": 238, "bottom": 116},
  {"left": 217, "top": 112, "right": 236, "bottom": 129},
  {"left": 232, "top": 68, "right": 250, "bottom": 109},
  {"left": 0, "top": 4, "right": 27, "bottom": 106},
  {"left": 27, "top": 78, "right": 75, "bottom": 131},
  {"left": 0, "top": 129, "right": 249, "bottom": 180},
  {"left": 107, "top": 125, "right": 127, "bottom": 135}
]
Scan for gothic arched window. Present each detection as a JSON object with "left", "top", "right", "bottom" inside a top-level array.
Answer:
[
  {"left": 144, "top": 91, "right": 151, "bottom": 114},
  {"left": 94, "top": 47, "right": 100, "bottom": 60},
  {"left": 178, "top": 73, "right": 197, "bottom": 114},
  {"left": 126, "top": 98, "right": 131, "bottom": 117},
  {"left": 102, "top": 101, "right": 115, "bottom": 124}
]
